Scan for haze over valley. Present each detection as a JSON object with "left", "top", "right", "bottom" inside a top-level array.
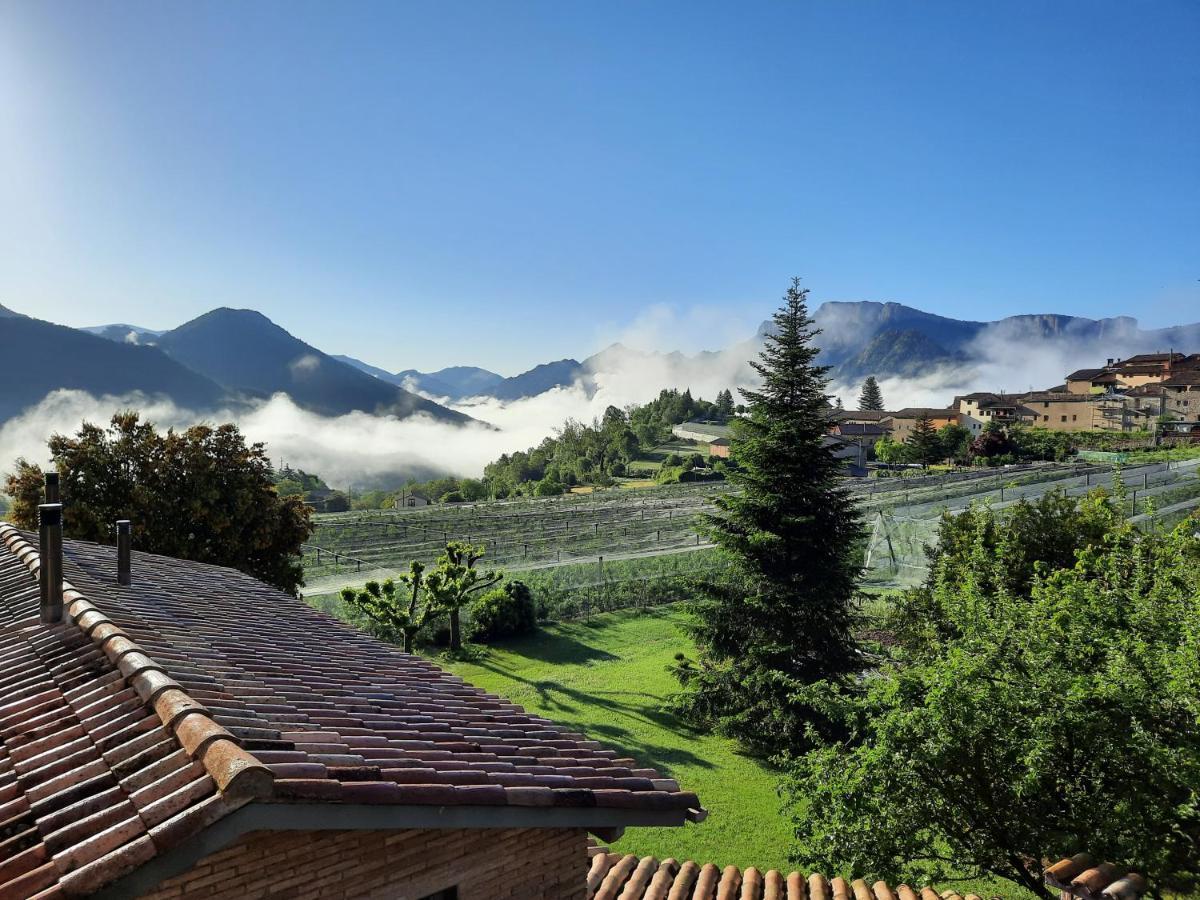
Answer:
[{"left": 2, "top": 298, "right": 1197, "bottom": 488}]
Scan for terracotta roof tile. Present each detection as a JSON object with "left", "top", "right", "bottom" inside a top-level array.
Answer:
[
  {"left": 586, "top": 853, "right": 1152, "bottom": 900},
  {"left": 1045, "top": 855, "right": 1148, "bottom": 900},
  {"left": 1, "top": 522, "right": 702, "bottom": 896}
]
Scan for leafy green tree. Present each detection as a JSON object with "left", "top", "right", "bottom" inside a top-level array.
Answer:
[
  {"left": 906, "top": 414, "right": 941, "bottom": 467},
  {"left": 787, "top": 492, "right": 1200, "bottom": 897},
  {"left": 340, "top": 561, "right": 427, "bottom": 652},
  {"left": 424, "top": 541, "right": 502, "bottom": 652},
  {"left": 670, "top": 278, "right": 863, "bottom": 757},
  {"left": 5, "top": 412, "right": 312, "bottom": 593},
  {"left": 873, "top": 436, "right": 906, "bottom": 466},
  {"left": 936, "top": 423, "right": 972, "bottom": 463},
  {"left": 858, "top": 376, "right": 884, "bottom": 411}
]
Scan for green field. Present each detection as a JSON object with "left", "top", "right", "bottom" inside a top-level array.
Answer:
[
  {"left": 438, "top": 607, "right": 793, "bottom": 870},
  {"left": 439, "top": 606, "right": 1039, "bottom": 898},
  {"left": 626, "top": 439, "right": 710, "bottom": 475}
]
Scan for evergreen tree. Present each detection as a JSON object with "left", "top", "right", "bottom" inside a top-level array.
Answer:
[
  {"left": 670, "top": 278, "right": 863, "bottom": 757},
  {"left": 858, "top": 376, "right": 884, "bottom": 411},
  {"left": 907, "top": 414, "right": 941, "bottom": 467},
  {"left": 715, "top": 389, "right": 735, "bottom": 422}
]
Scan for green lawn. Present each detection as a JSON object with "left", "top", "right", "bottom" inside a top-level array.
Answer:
[
  {"left": 439, "top": 606, "right": 1037, "bottom": 898},
  {"left": 438, "top": 607, "right": 794, "bottom": 869}
]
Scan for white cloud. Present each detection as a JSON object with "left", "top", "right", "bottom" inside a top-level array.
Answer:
[{"left": 288, "top": 354, "right": 321, "bottom": 378}]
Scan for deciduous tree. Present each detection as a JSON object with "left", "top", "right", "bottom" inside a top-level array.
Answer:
[
  {"left": 340, "top": 561, "right": 427, "bottom": 652},
  {"left": 787, "top": 492, "right": 1200, "bottom": 896},
  {"left": 4, "top": 413, "right": 312, "bottom": 593},
  {"left": 424, "top": 541, "right": 502, "bottom": 652}
]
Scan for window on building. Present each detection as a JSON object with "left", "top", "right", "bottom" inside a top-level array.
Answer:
[
  {"left": 1061, "top": 415, "right": 1067, "bottom": 422},
  {"left": 1072, "top": 415, "right": 1077, "bottom": 421},
  {"left": 1043, "top": 415, "right": 1049, "bottom": 421},
  {"left": 1043, "top": 402, "right": 1050, "bottom": 408}
]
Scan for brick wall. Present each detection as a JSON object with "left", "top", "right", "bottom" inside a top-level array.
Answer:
[{"left": 138, "top": 826, "right": 588, "bottom": 900}]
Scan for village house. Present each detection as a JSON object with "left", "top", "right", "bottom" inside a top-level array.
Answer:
[
  {"left": 0, "top": 503, "right": 1155, "bottom": 899},
  {"left": 887, "top": 408, "right": 958, "bottom": 440},
  {"left": 1064, "top": 367, "right": 1121, "bottom": 395},
  {"left": 706, "top": 437, "right": 730, "bottom": 459},
  {"left": 1065, "top": 353, "right": 1200, "bottom": 395},
  {"left": 953, "top": 393, "right": 1036, "bottom": 434},
  {"left": 1160, "top": 368, "right": 1200, "bottom": 422}
]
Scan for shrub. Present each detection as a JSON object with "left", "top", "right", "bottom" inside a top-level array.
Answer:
[
  {"left": 468, "top": 581, "right": 537, "bottom": 642},
  {"left": 440, "top": 490, "right": 466, "bottom": 503},
  {"left": 534, "top": 478, "right": 563, "bottom": 497},
  {"left": 324, "top": 491, "right": 351, "bottom": 512}
]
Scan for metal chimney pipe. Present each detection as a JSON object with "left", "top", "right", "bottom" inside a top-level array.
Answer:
[
  {"left": 44, "top": 472, "right": 59, "bottom": 503},
  {"left": 116, "top": 520, "right": 131, "bottom": 586},
  {"left": 38, "top": 503, "right": 64, "bottom": 624}
]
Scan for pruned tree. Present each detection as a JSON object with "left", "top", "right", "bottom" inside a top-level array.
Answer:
[
  {"left": 340, "top": 561, "right": 427, "bottom": 652},
  {"left": 669, "top": 278, "right": 864, "bottom": 757},
  {"left": 858, "top": 376, "right": 884, "bottom": 411},
  {"left": 424, "top": 541, "right": 502, "bottom": 652}
]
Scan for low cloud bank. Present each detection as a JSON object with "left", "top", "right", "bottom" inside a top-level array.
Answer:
[
  {"left": 0, "top": 340, "right": 761, "bottom": 489},
  {"left": 1, "top": 318, "right": 1180, "bottom": 488}
]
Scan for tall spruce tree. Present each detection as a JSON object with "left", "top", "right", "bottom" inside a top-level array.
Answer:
[
  {"left": 858, "top": 376, "right": 884, "bottom": 411},
  {"left": 670, "top": 279, "right": 863, "bottom": 758}
]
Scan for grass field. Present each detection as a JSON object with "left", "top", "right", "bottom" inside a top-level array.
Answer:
[
  {"left": 438, "top": 607, "right": 794, "bottom": 870},
  {"left": 439, "top": 606, "right": 1039, "bottom": 898},
  {"left": 626, "top": 439, "right": 710, "bottom": 476}
]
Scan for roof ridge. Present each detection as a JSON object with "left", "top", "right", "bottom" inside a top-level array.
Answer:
[{"left": 0, "top": 522, "right": 274, "bottom": 801}]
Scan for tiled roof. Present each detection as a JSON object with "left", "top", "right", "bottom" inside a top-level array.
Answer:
[
  {"left": 1124, "top": 383, "right": 1166, "bottom": 397},
  {"left": 1115, "top": 353, "right": 1181, "bottom": 367},
  {"left": 1020, "top": 391, "right": 1098, "bottom": 403},
  {"left": 1162, "top": 370, "right": 1200, "bottom": 387},
  {"left": 1044, "top": 854, "right": 1148, "bottom": 900},
  {"left": 891, "top": 408, "right": 956, "bottom": 419},
  {"left": 1066, "top": 368, "right": 1106, "bottom": 381},
  {"left": 587, "top": 852, "right": 1152, "bottom": 900},
  {"left": 0, "top": 525, "right": 700, "bottom": 898},
  {"left": 588, "top": 852, "right": 955, "bottom": 900},
  {"left": 830, "top": 410, "right": 892, "bottom": 422},
  {"left": 833, "top": 423, "right": 889, "bottom": 437}
]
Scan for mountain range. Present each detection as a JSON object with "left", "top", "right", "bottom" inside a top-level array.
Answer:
[
  {"left": 0, "top": 305, "right": 469, "bottom": 426},
  {"left": 805, "top": 302, "right": 1200, "bottom": 382},
  {"left": 2, "top": 300, "right": 1198, "bottom": 429}
]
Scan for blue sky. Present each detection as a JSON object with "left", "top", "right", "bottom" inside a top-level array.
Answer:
[{"left": 1, "top": 1, "right": 1196, "bottom": 374}]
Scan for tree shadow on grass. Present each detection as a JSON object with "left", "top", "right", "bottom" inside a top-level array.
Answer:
[
  {"left": 496, "top": 629, "right": 619, "bottom": 666},
  {"left": 472, "top": 657, "right": 716, "bottom": 774}
]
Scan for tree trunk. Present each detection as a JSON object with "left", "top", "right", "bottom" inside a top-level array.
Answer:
[
  {"left": 449, "top": 608, "right": 462, "bottom": 652},
  {"left": 403, "top": 629, "right": 414, "bottom": 654}
]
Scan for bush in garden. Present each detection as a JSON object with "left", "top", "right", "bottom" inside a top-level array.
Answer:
[{"left": 468, "top": 580, "right": 538, "bottom": 642}]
